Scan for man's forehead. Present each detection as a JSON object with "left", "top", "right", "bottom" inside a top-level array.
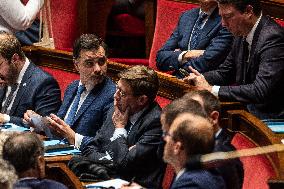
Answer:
[
  {"left": 218, "top": 4, "right": 237, "bottom": 14},
  {"left": 79, "top": 47, "right": 105, "bottom": 57}
]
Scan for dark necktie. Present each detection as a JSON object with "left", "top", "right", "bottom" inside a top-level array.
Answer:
[
  {"left": 242, "top": 39, "right": 249, "bottom": 83},
  {"left": 189, "top": 12, "right": 208, "bottom": 50},
  {"left": 65, "top": 85, "right": 85, "bottom": 126},
  {"left": 1, "top": 84, "right": 18, "bottom": 114}
]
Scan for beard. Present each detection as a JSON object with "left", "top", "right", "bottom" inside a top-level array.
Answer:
[{"left": 0, "top": 64, "right": 18, "bottom": 87}]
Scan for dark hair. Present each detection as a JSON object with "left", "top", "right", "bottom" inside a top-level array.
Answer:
[
  {"left": 183, "top": 90, "right": 221, "bottom": 116},
  {"left": 0, "top": 31, "right": 25, "bottom": 61},
  {"left": 217, "top": 0, "right": 262, "bottom": 16},
  {"left": 73, "top": 34, "right": 108, "bottom": 59},
  {"left": 118, "top": 65, "right": 159, "bottom": 102},
  {"left": 3, "top": 133, "right": 44, "bottom": 173},
  {"left": 162, "top": 98, "right": 207, "bottom": 129},
  {"left": 172, "top": 113, "right": 214, "bottom": 157}
]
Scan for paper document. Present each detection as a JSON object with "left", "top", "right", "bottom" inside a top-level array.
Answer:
[{"left": 86, "top": 178, "right": 129, "bottom": 189}]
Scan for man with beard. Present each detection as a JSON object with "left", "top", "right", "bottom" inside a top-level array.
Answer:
[
  {"left": 24, "top": 34, "right": 116, "bottom": 139},
  {"left": 49, "top": 65, "right": 164, "bottom": 188},
  {"left": 156, "top": 0, "right": 233, "bottom": 77},
  {"left": 0, "top": 31, "right": 61, "bottom": 126}
]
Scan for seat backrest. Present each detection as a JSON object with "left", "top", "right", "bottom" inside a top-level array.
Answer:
[
  {"left": 148, "top": 0, "right": 199, "bottom": 69},
  {"left": 40, "top": 66, "right": 79, "bottom": 99},
  {"left": 275, "top": 18, "right": 284, "bottom": 27},
  {"left": 50, "top": 0, "right": 87, "bottom": 51},
  {"left": 231, "top": 132, "right": 277, "bottom": 189}
]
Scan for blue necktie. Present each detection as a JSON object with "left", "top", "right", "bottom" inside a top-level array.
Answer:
[
  {"left": 189, "top": 12, "right": 208, "bottom": 50},
  {"left": 65, "top": 85, "right": 85, "bottom": 126}
]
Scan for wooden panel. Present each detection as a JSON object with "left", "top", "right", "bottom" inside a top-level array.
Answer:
[
  {"left": 227, "top": 110, "right": 284, "bottom": 179},
  {"left": 46, "top": 163, "right": 83, "bottom": 189}
]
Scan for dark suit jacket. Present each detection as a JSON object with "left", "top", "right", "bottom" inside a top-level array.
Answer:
[
  {"left": 57, "top": 78, "right": 115, "bottom": 137},
  {"left": 170, "top": 169, "right": 226, "bottom": 189},
  {"left": 204, "top": 16, "right": 284, "bottom": 119},
  {"left": 14, "top": 178, "right": 67, "bottom": 189},
  {"left": 80, "top": 102, "right": 165, "bottom": 188},
  {"left": 0, "top": 62, "right": 61, "bottom": 126},
  {"left": 215, "top": 129, "right": 244, "bottom": 189},
  {"left": 156, "top": 7, "right": 233, "bottom": 74}
]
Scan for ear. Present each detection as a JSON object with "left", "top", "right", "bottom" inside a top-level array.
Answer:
[
  {"left": 245, "top": 5, "right": 254, "bottom": 17},
  {"left": 37, "top": 155, "right": 46, "bottom": 178},
  {"left": 73, "top": 60, "right": 80, "bottom": 72},
  {"left": 137, "top": 95, "right": 148, "bottom": 106},
  {"left": 173, "top": 141, "right": 183, "bottom": 155},
  {"left": 209, "top": 110, "right": 219, "bottom": 126},
  {"left": 11, "top": 54, "right": 20, "bottom": 65}
]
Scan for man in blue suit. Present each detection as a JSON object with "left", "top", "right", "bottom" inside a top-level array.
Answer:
[
  {"left": 156, "top": 0, "right": 233, "bottom": 77},
  {"left": 0, "top": 31, "right": 61, "bottom": 127},
  {"left": 24, "top": 34, "right": 116, "bottom": 139}
]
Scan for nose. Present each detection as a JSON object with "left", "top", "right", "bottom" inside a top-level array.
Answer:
[
  {"left": 93, "top": 63, "right": 102, "bottom": 73},
  {"left": 221, "top": 18, "right": 227, "bottom": 28},
  {"left": 114, "top": 89, "right": 120, "bottom": 99}
]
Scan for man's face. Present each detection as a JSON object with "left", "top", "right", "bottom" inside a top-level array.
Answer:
[
  {"left": 74, "top": 46, "right": 107, "bottom": 88},
  {"left": 219, "top": 4, "right": 251, "bottom": 36},
  {"left": 0, "top": 56, "right": 18, "bottom": 87},
  {"left": 114, "top": 79, "right": 141, "bottom": 115},
  {"left": 162, "top": 126, "right": 175, "bottom": 165}
]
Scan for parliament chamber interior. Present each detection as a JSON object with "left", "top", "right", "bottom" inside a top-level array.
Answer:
[{"left": 1, "top": 0, "right": 284, "bottom": 188}]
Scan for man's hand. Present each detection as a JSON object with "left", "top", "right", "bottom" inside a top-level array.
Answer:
[
  {"left": 182, "top": 50, "right": 205, "bottom": 62},
  {"left": 183, "top": 66, "right": 212, "bottom": 91},
  {"left": 121, "top": 182, "right": 144, "bottom": 189},
  {"left": 112, "top": 99, "right": 130, "bottom": 129},
  {"left": 47, "top": 114, "right": 76, "bottom": 145},
  {"left": 0, "top": 113, "right": 5, "bottom": 124},
  {"left": 23, "top": 110, "right": 38, "bottom": 126}
]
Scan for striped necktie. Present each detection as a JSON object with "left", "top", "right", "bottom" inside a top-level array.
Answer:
[
  {"left": 65, "top": 85, "right": 85, "bottom": 126},
  {"left": 189, "top": 12, "right": 208, "bottom": 50},
  {"left": 1, "top": 84, "right": 18, "bottom": 114}
]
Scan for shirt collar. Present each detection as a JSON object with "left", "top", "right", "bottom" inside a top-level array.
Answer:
[
  {"left": 246, "top": 13, "right": 262, "bottom": 46},
  {"left": 16, "top": 58, "right": 30, "bottom": 84},
  {"left": 79, "top": 81, "right": 94, "bottom": 92},
  {"left": 215, "top": 128, "right": 222, "bottom": 138},
  {"left": 175, "top": 168, "right": 186, "bottom": 181}
]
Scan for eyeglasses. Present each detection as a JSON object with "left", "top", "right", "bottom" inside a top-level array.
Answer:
[
  {"left": 116, "top": 86, "right": 131, "bottom": 97},
  {"left": 162, "top": 130, "right": 172, "bottom": 138}
]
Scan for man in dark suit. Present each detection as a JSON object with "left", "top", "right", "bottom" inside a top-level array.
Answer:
[
  {"left": 50, "top": 65, "right": 164, "bottom": 188},
  {"left": 24, "top": 34, "right": 116, "bottom": 139},
  {"left": 184, "top": 90, "right": 244, "bottom": 189},
  {"left": 0, "top": 31, "right": 61, "bottom": 127},
  {"left": 156, "top": 0, "right": 233, "bottom": 76},
  {"left": 3, "top": 132, "right": 67, "bottom": 189},
  {"left": 184, "top": 0, "right": 284, "bottom": 119},
  {"left": 162, "top": 112, "right": 225, "bottom": 189}
]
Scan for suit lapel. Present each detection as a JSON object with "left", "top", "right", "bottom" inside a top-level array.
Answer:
[
  {"left": 182, "top": 8, "right": 200, "bottom": 48},
  {"left": 246, "top": 16, "right": 266, "bottom": 75},
  {"left": 60, "top": 82, "right": 78, "bottom": 117},
  {"left": 72, "top": 80, "right": 106, "bottom": 126},
  {"left": 0, "top": 87, "right": 6, "bottom": 106},
  {"left": 198, "top": 7, "right": 220, "bottom": 42},
  {"left": 9, "top": 63, "right": 35, "bottom": 115}
]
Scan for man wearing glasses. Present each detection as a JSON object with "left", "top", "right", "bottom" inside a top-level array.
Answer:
[{"left": 24, "top": 34, "right": 116, "bottom": 138}]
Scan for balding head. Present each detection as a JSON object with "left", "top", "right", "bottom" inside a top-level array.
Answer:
[
  {"left": 170, "top": 113, "right": 215, "bottom": 158},
  {"left": 3, "top": 132, "right": 44, "bottom": 177}
]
